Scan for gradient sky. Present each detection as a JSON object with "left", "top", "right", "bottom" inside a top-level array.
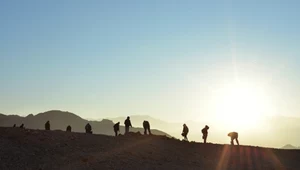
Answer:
[{"left": 1, "top": 0, "right": 300, "bottom": 122}]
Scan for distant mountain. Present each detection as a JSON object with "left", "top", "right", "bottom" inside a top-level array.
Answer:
[
  {"left": 110, "top": 115, "right": 178, "bottom": 131},
  {"left": 0, "top": 110, "right": 170, "bottom": 137},
  {"left": 281, "top": 144, "right": 300, "bottom": 150}
]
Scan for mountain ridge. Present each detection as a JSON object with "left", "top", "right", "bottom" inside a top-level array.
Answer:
[
  {"left": 0, "top": 110, "right": 170, "bottom": 137},
  {"left": 281, "top": 144, "right": 300, "bottom": 150},
  {"left": 1, "top": 111, "right": 300, "bottom": 148}
]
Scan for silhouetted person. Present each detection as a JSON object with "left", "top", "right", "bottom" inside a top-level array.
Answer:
[
  {"left": 13, "top": 124, "right": 16, "bottom": 127},
  {"left": 181, "top": 124, "right": 189, "bottom": 141},
  {"left": 202, "top": 125, "right": 209, "bottom": 143},
  {"left": 143, "top": 120, "right": 151, "bottom": 135},
  {"left": 19, "top": 124, "right": 24, "bottom": 129},
  {"left": 45, "top": 121, "right": 50, "bottom": 130},
  {"left": 113, "top": 122, "right": 120, "bottom": 136},
  {"left": 124, "top": 116, "right": 132, "bottom": 134},
  {"left": 85, "top": 123, "right": 92, "bottom": 134},
  {"left": 66, "top": 125, "right": 72, "bottom": 132},
  {"left": 228, "top": 132, "right": 239, "bottom": 145}
]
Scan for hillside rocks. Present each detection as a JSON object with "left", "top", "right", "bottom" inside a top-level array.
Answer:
[{"left": 1, "top": 127, "right": 300, "bottom": 170}]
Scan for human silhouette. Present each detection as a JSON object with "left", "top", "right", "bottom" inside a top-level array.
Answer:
[
  {"left": 201, "top": 125, "right": 209, "bottom": 143},
  {"left": 143, "top": 120, "right": 151, "bottom": 135},
  {"left": 85, "top": 123, "right": 92, "bottom": 134},
  {"left": 181, "top": 124, "right": 189, "bottom": 141},
  {"left": 124, "top": 116, "right": 132, "bottom": 134},
  {"left": 45, "top": 121, "right": 50, "bottom": 130},
  {"left": 113, "top": 122, "right": 120, "bottom": 136},
  {"left": 66, "top": 125, "right": 72, "bottom": 132},
  {"left": 19, "top": 124, "right": 24, "bottom": 128},
  {"left": 228, "top": 132, "right": 239, "bottom": 145},
  {"left": 13, "top": 124, "right": 16, "bottom": 127}
]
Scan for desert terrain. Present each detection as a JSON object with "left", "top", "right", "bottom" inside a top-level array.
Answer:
[{"left": 1, "top": 127, "right": 300, "bottom": 170}]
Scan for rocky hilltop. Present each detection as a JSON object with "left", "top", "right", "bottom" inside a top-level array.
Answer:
[{"left": 1, "top": 127, "right": 300, "bottom": 170}]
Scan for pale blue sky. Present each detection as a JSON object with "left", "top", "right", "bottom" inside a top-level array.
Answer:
[{"left": 0, "top": 0, "right": 300, "bottom": 122}]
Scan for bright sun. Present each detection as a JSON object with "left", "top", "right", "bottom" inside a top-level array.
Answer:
[{"left": 213, "top": 83, "right": 270, "bottom": 131}]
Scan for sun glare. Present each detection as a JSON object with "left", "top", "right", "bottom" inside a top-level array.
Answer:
[{"left": 213, "top": 83, "right": 271, "bottom": 131}]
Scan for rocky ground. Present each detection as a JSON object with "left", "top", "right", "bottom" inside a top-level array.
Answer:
[{"left": 0, "top": 127, "right": 300, "bottom": 170}]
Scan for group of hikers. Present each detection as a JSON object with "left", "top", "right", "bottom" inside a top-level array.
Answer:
[
  {"left": 182, "top": 124, "right": 239, "bottom": 145},
  {"left": 180, "top": 124, "right": 209, "bottom": 143},
  {"left": 114, "top": 117, "right": 240, "bottom": 145},
  {"left": 12, "top": 116, "right": 240, "bottom": 145},
  {"left": 113, "top": 116, "right": 151, "bottom": 136}
]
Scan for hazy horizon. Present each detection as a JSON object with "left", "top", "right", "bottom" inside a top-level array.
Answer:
[
  {"left": 1, "top": 109, "right": 300, "bottom": 148},
  {"left": 2, "top": 109, "right": 300, "bottom": 124}
]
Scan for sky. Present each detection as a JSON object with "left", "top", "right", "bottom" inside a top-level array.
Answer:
[{"left": 1, "top": 0, "right": 300, "bottom": 123}]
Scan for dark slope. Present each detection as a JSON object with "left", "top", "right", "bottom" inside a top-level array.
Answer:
[{"left": 1, "top": 127, "right": 300, "bottom": 170}]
